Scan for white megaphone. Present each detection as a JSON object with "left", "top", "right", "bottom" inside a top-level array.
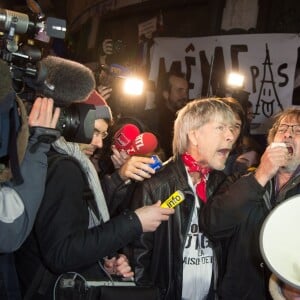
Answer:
[{"left": 260, "top": 195, "right": 300, "bottom": 290}]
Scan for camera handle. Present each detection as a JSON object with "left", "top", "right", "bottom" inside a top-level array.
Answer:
[{"left": 29, "top": 126, "right": 61, "bottom": 153}]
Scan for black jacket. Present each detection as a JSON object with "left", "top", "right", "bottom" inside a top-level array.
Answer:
[
  {"left": 129, "top": 157, "right": 227, "bottom": 300},
  {"left": 15, "top": 152, "right": 142, "bottom": 300},
  {"left": 200, "top": 171, "right": 300, "bottom": 300}
]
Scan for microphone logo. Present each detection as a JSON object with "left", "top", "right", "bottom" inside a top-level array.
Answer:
[
  {"left": 114, "top": 132, "right": 132, "bottom": 148},
  {"left": 133, "top": 134, "right": 145, "bottom": 152},
  {"left": 161, "top": 190, "right": 185, "bottom": 208}
]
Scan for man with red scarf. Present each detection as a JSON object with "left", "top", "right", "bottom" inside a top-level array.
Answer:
[{"left": 128, "top": 98, "right": 237, "bottom": 300}]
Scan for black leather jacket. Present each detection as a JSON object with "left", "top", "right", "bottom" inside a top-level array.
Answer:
[{"left": 129, "top": 157, "right": 227, "bottom": 300}]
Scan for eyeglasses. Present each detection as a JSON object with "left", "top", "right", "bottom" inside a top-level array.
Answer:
[
  {"left": 277, "top": 124, "right": 300, "bottom": 135},
  {"left": 93, "top": 130, "right": 109, "bottom": 139}
]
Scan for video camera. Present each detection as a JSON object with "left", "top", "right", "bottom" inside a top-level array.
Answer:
[
  {"left": 0, "top": 2, "right": 66, "bottom": 82},
  {"left": 0, "top": 1, "right": 96, "bottom": 145}
]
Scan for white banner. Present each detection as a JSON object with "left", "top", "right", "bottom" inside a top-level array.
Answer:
[{"left": 149, "top": 34, "right": 300, "bottom": 133}]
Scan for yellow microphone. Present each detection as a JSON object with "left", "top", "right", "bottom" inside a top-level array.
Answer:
[{"left": 161, "top": 190, "right": 185, "bottom": 208}]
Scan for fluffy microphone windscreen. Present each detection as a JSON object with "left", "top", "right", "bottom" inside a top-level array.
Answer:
[
  {"left": 41, "top": 56, "right": 96, "bottom": 105},
  {"left": 0, "top": 59, "right": 13, "bottom": 103}
]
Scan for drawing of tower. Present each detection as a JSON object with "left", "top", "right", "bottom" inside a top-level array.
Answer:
[{"left": 254, "top": 44, "right": 283, "bottom": 118}]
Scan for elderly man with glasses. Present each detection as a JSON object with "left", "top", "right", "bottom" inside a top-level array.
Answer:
[{"left": 200, "top": 107, "right": 300, "bottom": 300}]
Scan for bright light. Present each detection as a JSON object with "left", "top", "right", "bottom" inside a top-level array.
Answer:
[
  {"left": 227, "top": 72, "right": 245, "bottom": 88},
  {"left": 123, "top": 77, "right": 144, "bottom": 96}
]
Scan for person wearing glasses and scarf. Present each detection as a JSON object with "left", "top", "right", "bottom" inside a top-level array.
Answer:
[{"left": 15, "top": 90, "right": 174, "bottom": 300}]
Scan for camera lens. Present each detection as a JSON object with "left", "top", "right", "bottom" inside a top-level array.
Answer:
[{"left": 56, "top": 103, "right": 96, "bottom": 143}]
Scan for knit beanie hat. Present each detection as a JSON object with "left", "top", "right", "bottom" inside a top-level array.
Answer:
[{"left": 84, "top": 90, "right": 113, "bottom": 121}]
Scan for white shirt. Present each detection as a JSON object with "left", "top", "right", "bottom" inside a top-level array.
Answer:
[{"left": 181, "top": 171, "right": 213, "bottom": 300}]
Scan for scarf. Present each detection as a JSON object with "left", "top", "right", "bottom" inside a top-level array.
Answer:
[
  {"left": 181, "top": 152, "right": 211, "bottom": 202},
  {"left": 52, "top": 137, "right": 110, "bottom": 226}
]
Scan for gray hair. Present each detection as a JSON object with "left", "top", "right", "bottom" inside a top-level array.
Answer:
[
  {"left": 172, "top": 98, "right": 235, "bottom": 156},
  {"left": 267, "top": 107, "right": 300, "bottom": 144}
]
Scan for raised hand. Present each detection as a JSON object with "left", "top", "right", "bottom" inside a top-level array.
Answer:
[
  {"left": 28, "top": 97, "right": 60, "bottom": 128},
  {"left": 135, "top": 201, "right": 174, "bottom": 232}
]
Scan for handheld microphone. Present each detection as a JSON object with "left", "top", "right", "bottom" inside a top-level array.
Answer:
[
  {"left": 270, "top": 142, "right": 293, "bottom": 155},
  {"left": 148, "top": 155, "right": 162, "bottom": 171},
  {"left": 126, "top": 132, "right": 158, "bottom": 156},
  {"left": 161, "top": 190, "right": 185, "bottom": 208},
  {"left": 35, "top": 56, "right": 96, "bottom": 106},
  {"left": 113, "top": 124, "right": 140, "bottom": 151}
]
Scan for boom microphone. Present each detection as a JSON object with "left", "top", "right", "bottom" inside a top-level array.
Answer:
[
  {"left": 36, "top": 56, "right": 96, "bottom": 106},
  {"left": 126, "top": 132, "right": 158, "bottom": 156},
  {"left": 113, "top": 124, "right": 140, "bottom": 151}
]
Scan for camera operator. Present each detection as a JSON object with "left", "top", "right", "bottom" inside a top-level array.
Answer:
[
  {"left": 0, "top": 94, "right": 60, "bottom": 300},
  {"left": 14, "top": 90, "right": 174, "bottom": 300},
  {"left": 0, "top": 60, "right": 61, "bottom": 252},
  {"left": 0, "top": 97, "right": 60, "bottom": 249}
]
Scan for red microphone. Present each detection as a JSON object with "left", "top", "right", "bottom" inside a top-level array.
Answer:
[
  {"left": 113, "top": 124, "right": 140, "bottom": 151},
  {"left": 126, "top": 132, "right": 158, "bottom": 155}
]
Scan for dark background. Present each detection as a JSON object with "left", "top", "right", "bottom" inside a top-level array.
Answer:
[{"left": 3, "top": 0, "right": 300, "bottom": 63}]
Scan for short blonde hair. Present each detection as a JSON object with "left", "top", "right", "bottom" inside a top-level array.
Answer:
[{"left": 172, "top": 98, "right": 235, "bottom": 157}]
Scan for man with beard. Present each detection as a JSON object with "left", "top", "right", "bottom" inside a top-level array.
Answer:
[
  {"left": 200, "top": 108, "right": 300, "bottom": 299},
  {"left": 143, "top": 71, "right": 189, "bottom": 158}
]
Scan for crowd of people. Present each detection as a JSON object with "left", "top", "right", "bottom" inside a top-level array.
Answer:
[{"left": 1, "top": 42, "right": 300, "bottom": 300}]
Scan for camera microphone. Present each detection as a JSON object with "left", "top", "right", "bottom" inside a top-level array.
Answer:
[
  {"left": 37, "top": 56, "right": 96, "bottom": 106},
  {"left": 21, "top": 56, "right": 97, "bottom": 144}
]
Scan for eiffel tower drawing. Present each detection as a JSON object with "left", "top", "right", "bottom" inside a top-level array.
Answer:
[{"left": 254, "top": 44, "right": 283, "bottom": 118}]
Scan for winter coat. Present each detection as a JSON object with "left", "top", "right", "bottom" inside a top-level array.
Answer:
[{"left": 15, "top": 151, "right": 142, "bottom": 300}]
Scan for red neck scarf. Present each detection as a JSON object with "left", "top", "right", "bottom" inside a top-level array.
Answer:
[{"left": 181, "top": 152, "right": 211, "bottom": 203}]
